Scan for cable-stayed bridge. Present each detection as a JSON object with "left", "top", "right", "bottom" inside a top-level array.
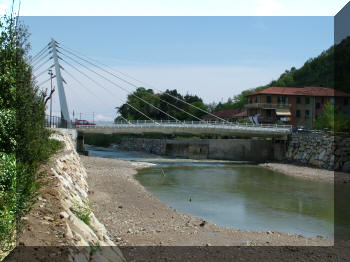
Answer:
[
  {"left": 76, "top": 120, "right": 291, "bottom": 137},
  {"left": 31, "top": 39, "right": 292, "bottom": 138}
]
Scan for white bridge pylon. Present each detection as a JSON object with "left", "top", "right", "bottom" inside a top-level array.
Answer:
[{"left": 49, "top": 39, "right": 71, "bottom": 128}]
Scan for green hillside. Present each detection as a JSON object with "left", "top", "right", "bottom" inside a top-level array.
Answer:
[{"left": 215, "top": 36, "right": 350, "bottom": 112}]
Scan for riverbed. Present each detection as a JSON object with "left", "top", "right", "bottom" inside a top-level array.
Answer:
[{"left": 83, "top": 145, "right": 348, "bottom": 243}]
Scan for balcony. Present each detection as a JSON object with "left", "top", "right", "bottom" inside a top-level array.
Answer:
[{"left": 244, "top": 103, "right": 291, "bottom": 109}]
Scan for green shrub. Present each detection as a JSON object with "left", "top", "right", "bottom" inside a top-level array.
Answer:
[
  {"left": 0, "top": 153, "right": 16, "bottom": 255},
  {"left": 71, "top": 202, "right": 91, "bottom": 226},
  {"left": 0, "top": 12, "right": 63, "bottom": 259}
]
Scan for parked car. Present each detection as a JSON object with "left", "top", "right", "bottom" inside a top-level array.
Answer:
[
  {"left": 293, "top": 125, "right": 311, "bottom": 133},
  {"left": 75, "top": 119, "right": 96, "bottom": 126}
]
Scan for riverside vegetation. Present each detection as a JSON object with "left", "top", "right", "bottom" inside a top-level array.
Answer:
[{"left": 0, "top": 14, "right": 62, "bottom": 259}]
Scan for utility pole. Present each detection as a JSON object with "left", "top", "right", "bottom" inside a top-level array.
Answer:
[
  {"left": 50, "top": 39, "right": 72, "bottom": 128},
  {"left": 48, "top": 69, "right": 54, "bottom": 127},
  {"left": 93, "top": 112, "right": 94, "bottom": 123},
  {"left": 80, "top": 112, "right": 82, "bottom": 120}
]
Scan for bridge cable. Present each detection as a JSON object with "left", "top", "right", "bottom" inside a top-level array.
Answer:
[
  {"left": 33, "top": 66, "right": 53, "bottom": 79},
  {"left": 29, "top": 43, "right": 50, "bottom": 64},
  {"left": 59, "top": 44, "right": 229, "bottom": 123},
  {"left": 37, "top": 78, "right": 51, "bottom": 87},
  {"left": 59, "top": 51, "right": 180, "bottom": 123},
  {"left": 60, "top": 58, "right": 155, "bottom": 123},
  {"left": 61, "top": 65, "right": 131, "bottom": 124},
  {"left": 32, "top": 57, "right": 52, "bottom": 73},
  {"left": 62, "top": 60, "right": 153, "bottom": 124},
  {"left": 59, "top": 50, "right": 180, "bottom": 123},
  {"left": 31, "top": 49, "right": 51, "bottom": 68},
  {"left": 58, "top": 48, "right": 202, "bottom": 122}
]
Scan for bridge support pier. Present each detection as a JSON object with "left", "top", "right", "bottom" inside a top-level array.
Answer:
[
  {"left": 272, "top": 136, "right": 288, "bottom": 161},
  {"left": 77, "top": 133, "right": 88, "bottom": 155}
]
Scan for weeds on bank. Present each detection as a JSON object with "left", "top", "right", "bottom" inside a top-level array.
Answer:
[
  {"left": 71, "top": 201, "right": 92, "bottom": 226},
  {"left": 89, "top": 241, "right": 101, "bottom": 257}
]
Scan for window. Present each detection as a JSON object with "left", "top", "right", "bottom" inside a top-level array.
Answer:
[
  {"left": 305, "top": 110, "right": 310, "bottom": 119},
  {"left": 316, "top": 102, "right": 321, "bottom": 109},
  {"left": 330, "top": 98, "right": 335, "bottom": 105},
  {"left": 321, "top": 97, "right": 325, "bottom": 104},
  {"left": 305, "top": 97, "right": 310, "bottom": 104},
  {"left": 278, "top": 96, "right": 286, "bottom": 104},
  {"left": 267, "top": 109, "right": 272, "bottom": 117},
  {"left": 296, "top": 97, "right": 301, "bottom": 104},
  {"left": 249, "top": 96, "right": 252, "bottom": 104},
  {"left": 345, "top": 98, "right": 349, "bottom": 106},
  {"left": 266, "top": 96, "right": 272, "bottom": 104},
  {"left": 296, "top": 110, "right": 301, "bottom": 118}
]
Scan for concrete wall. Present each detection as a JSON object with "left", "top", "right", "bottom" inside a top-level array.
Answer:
[
  {"left": 207, "top": 139, "right": 274, "bottom": 162},
  {"left": 120, "top": 138, "right": 283, "bottom": 162}
]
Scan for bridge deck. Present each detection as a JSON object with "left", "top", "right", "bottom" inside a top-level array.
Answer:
[{"left": 76, "top": 121, "right": 292, "bottom": 138}]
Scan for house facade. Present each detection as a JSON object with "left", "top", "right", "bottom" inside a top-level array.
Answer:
[
  {"left": 202, "top": 108, "right": 248, "bottom": 121},
  {"left": 245, "top": 87, "right": 350, "bottom": 128}
]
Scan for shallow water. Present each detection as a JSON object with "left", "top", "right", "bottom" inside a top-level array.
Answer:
[{"left": 87, "top": 145, "right": 347, "bottom": 240}]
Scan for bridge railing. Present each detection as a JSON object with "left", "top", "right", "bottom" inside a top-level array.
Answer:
[
  {"left": 45, "top": 115, "right": 72, "bottom": 128},
  {"left": 77, "top": 119, "right": 293, "bottom": 132}
]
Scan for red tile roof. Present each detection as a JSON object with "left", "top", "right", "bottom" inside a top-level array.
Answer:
[
  {"left": 248, "top": 87, "right": 350, "bottom": 97},
  {"left": 202, "top": 109, "right": 247, "bottom": 120},
  {"left": 232, "top": 110, "right": 248, "bottom": 117}
]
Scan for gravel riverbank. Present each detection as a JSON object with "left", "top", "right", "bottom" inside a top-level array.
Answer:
[
  {"left": 80, "top": 155, "right": 350, "bottom": 261},
  {"left": 259, "top": 162, "right": 350, "bottom": 183},
  {"left": 81, "top": 155, "right": 332, "bottom": 247}
]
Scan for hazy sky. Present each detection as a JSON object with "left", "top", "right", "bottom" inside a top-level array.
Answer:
[
  {"left": 1, "top": 1, "right": 344, "bottom": 121},
  {"left": 1, "top": 0, "right": 347, "bottom": 16}
]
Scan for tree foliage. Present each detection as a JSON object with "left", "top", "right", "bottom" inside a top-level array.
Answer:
[
  {"left": 116, "top": 88, "right": 208, "bottom": 121},
  {"left": 0, "top": 13, "right": 61, "bottom": 257},
  {"left": 314, "top": 102, "right": 350, "bottom": 132}
]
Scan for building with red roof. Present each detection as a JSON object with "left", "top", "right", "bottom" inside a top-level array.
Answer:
[
  {"left": 245, "top": 87, "right": 350, "bottom": 128},
  {"left": 202, "top": 108, "right": 248, "bottom": 121}
]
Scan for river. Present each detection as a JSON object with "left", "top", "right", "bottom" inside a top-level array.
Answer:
[{"left": 86, "top": 145, "right": 341, "bottom": 240}]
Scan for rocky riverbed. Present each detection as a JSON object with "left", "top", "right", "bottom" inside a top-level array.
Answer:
[{"left": 81, "top": 155, "right": 350, "bottom": 261}]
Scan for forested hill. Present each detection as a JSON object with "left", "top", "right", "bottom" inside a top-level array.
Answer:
[
  {"left": 267, "top": 35, "right": 350, "bottom": 91},
  {"left": 215, "top": 36, "right": 350, "bottom": 112}
]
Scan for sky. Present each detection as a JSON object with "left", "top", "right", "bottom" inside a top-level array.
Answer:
[
  {"left": 0, "top": 1, "right": 346, "bottom": 121},
  {"left": 0, "top": 0, "right": 348, "bottom": 16}
]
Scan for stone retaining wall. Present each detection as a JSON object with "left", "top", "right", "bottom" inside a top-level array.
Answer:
[
  {"left": 48, "top": 131, "right": 125, "bottom": 261},
  {"left": 286, "top": 133, "right": 350, "bottom": 171},
  {"left": 120, "top": 138, "right": 167, "bottom": 155},
  {"left": 119, "top": 138, "right": 280, "bottom": 162},
  {"left": 119, "top": 134, "right": 350, "bottom": 171}
]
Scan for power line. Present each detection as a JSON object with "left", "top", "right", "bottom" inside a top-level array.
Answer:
[{"left": 59, "top": 44, "right": 229, "bottom": 123}]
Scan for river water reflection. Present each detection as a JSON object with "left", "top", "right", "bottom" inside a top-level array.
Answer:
[{"left": 87, "top": 146, "right": 336, "bottom": 240}]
